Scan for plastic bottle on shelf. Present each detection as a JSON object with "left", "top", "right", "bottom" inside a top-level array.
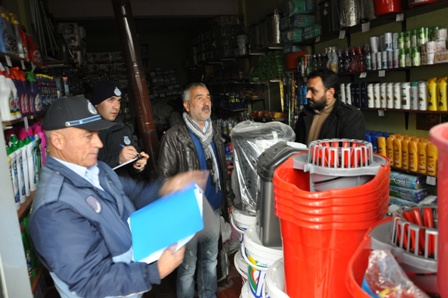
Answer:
[
  {"left": 0, "top": 71, "right": 19, "bottom": 121},
  {"left": 418, "top": 81, "right": 428, "bottom": 111},
  {"left": 427, "top": 77, "right": 438, "bottom": 111},
  {"left": 437, "top": 76, "right": 447, "bottom": 112},
  {"left": 9, "top": 134, "right": 26, "bottom": 204},
  {"left": 19, "top": 139, "right": 30, "bottom": 197},
  {"left": 6, "top": 145, "right": 20, "bottom": 210},
  {"left": 33, "top": 123, "right": 46, "bottom": 166},
  {"left": 4, "top": 70, "right": 22, "bottom": 119},
  {"left": 26, "top": 72, "right": 41, "bottom": 115}
]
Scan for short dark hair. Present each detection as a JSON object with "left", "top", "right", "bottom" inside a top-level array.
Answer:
[
  {"left": 307, "top": 68, "right": 339, "bottom": 98},
  {"left": 182, "top": 82, "right": 208, "bottom": 102}
]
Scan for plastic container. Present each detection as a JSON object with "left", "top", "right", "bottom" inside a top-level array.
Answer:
[
  {"left": 373, "top": 0, "right": 403, "bottom": 16},
  {"left": 233, "top": 250, "right": 248, "bottom": 283},
  {"left": 241, "top": 225, "right": 282, "bottom": 298},
  {"left": 429, "top": 123, "right": 448, "bottom": 298},
  {"left": 408, "top": 0, "right": 441, "bottom": 8},
  {"left": 231, "top": 208, "right": 256, "bottom": 243},
  {"left": 265, "top": 258, "right": 289, "bottom": 298},
  {"left": 273, "top": 151, "right": 390, "bottom": 298},
  {"left": 240, "top": 281, "right": 250, "bottom": 298}
]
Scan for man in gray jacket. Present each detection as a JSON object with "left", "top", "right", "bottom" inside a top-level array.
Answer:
[
  {"left": 29, "top": 96, "right": 207, "bottom": 298},
  {"left": 158, "top": 82, "right": 234, "bottom": 298}
]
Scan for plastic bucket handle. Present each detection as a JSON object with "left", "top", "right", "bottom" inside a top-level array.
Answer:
[
  {"left": 230, "top": 214, "right": 247, "bottom": 234},
  {"left": 240, "top": 244, "right": 270, "bottom": 272}
]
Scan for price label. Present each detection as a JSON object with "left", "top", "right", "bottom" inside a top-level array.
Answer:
[
  {"left": 378, "top": 110, "right": 385, "bottom": 117},
  {"left": 315, "top": 36, "right": 320, "bottom": 43},
  {"left": 339, "top": 30, "right": 346, "bottom": 39},
  {"left": 359, "top": 72, "right": 367, "bottom": 78},
  {"left": 426, "top": 176, "right": 436, "bottom": 186},
  {"left": 31, "top": 63, "right": 36, "bottom": 72},
  {"left": 21, "top": 60, "right": 26, "bottom": 70},
  {"left": 396, "top": 14, "right": 404, "bottom": 22},
  {"left": 378, "top": 70, "right": 386, "bottom": 77},
  {"left": 361, "top": 22, "right": 370, "bottom": 33}
]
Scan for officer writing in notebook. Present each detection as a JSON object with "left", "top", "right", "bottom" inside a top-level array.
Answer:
[
  {"left": 29, "top": 96, "right": 209, "bottom": 298},
  {"left": 294, "top": 68, "right": 365, "bottom": 146},
  {"left": 88, "top": 80, "right": 149, "bottom": 176}
]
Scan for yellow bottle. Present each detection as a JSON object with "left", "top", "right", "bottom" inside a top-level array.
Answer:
[
  {"left": 426, "top": 142, "right": 438, "bottom": 176},
  {"left": 418, "top": 141, "right": 428, "bottom": 174},
  {"left": 386, "top": 135, "right": 395, "bottom": 167},
  {"left": 408, "top": 140, "right": 419, "bottom": 172},
  {"left": 377, "top": 136, "right": 387, "bottom": 157},
  {"left": 401, "top": 139, "right": 409, "bottom": 170},
  {"left": 393, "top": 138, "right": 403, "bottom": 168},
  {"left": 427, "top": 77, "right": 438, "bottom": 111},
  {"left": 438, "top": 76, "right": 448, "bottom": 111}
]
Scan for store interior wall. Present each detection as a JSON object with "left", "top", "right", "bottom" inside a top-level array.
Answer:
[{"left": 2, "top": 0, "right": 445, "bottom": 137}]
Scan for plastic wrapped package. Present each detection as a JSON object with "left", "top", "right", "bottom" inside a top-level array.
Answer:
[
  {"left": 363, "top": 250, "right": 429, "bottom": 298},
  {"left": 230, "top": 121, "right": 295, "bottom": 214}
]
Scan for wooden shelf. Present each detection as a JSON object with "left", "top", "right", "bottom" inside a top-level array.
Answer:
[
  {"left": 17, "top": 192, "right": 35, "bottom": 220},
  {"left": 31, "top": 266, "right": 44, "bottom": 293}
]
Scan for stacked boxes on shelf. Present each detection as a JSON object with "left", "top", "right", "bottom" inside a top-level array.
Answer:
[
  {"left": 56, "top": 22, "right": 86, "bottom": 67},
  {"left": 148, "top": 68, "right": 182, "bottom": 99},
  {"left": 186, "top": 16, "right": 244, "bottom": 65},
  {"left": 280, "top": 0, "right": 320, "bottom": 44}
]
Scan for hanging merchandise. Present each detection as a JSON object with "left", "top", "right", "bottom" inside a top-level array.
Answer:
[
  {"left": 0, "top": 8, "right": 17, "bottom": 55},
  {"left": 10, "top": 13, "right": 25, "bottom": 59},
  {"left": 373, "top": 0, "right": 403, "bottom": 16}
]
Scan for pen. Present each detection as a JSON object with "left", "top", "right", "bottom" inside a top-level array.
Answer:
[{"left": 120, "top": 144, "right": 125, "bottom": 148}]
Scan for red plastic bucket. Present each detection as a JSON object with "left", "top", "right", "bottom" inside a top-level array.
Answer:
[
  {"left": 373, "top": 0, "right": 403, "bottom": 16},
  {"left": 273, "top": 154, "right": 390, "bottom": 298},
  {"left": 429, "top": 123, "right": 448, "bottom": 298}
]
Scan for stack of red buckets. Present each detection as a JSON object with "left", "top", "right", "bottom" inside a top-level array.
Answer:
[{"left": 273, "top": 139, "right": 390, "bottom": 297}]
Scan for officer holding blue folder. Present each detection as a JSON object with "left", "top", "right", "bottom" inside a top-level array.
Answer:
[{"left": 29, "top": 96, "right": 208, "bottom": 298}]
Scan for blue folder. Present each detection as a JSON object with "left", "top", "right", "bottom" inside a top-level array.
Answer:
[{"left": 129, "top": 183, "right": 204, "bottom": 263}]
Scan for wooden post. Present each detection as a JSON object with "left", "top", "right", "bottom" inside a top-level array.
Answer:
[{"left": 111, "top": 0, "right": 159, "bottom": 173}]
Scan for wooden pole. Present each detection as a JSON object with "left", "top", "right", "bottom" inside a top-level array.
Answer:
[{"left": 111, "top": 0, "right": 159, "bottom": 173}]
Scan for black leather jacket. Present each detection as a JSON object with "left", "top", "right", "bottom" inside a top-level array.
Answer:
[
  {"left": 295, "top": 100, "right": 366, "bottom": 145},
  {"left": 157, "top": 119, "right": 234, "bottom": 220}
]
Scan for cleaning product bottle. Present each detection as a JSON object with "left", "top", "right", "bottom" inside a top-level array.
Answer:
[
  {"left": 437, "top": 76, "right": 447, "bottom": 112},
  {"left": 401, "top": 139, "right": 409, "bottom": 170},
  {"left": 26, "top": 72, "right": 41, "bottom": 115},
  {"left": 10, "top": 67, "right": 26, "bottom": 115},
  {"left": 418, "top": 141, "right": 428, "bottom": 174},
  {"left": 6, "top": 145, "right": 20, "bottom": 209},
  {"left": 0, "top": 12, "right": 7, "bottom": 53},
  {"left": 5, "top": 69, "right": 21, "bottom": 119},
  {"left": 408, "top": 139, "right": 419, "bottom": 172},
  {"left": 24, "top": 136, "right": 37, "bottom": 191},
  {"left": 19, "top": 139, "right": 30, "bottom": 197},
  {"left": 9, "top": 134, "right": 26, "bottom": 203},
  {"left": 377, "top": 136, "right": 387, "bottom": 157},
  {"left": 393, "top": 138, "right": 403, "bottom": 169},
  {"left": 33, "top": 123, "right": 46, "bottom": 166},
  {"left": 386, "top": 134, "right": 395, "bottom": 167},
  {"left": 426, "top": 142, "right": 438, "bottom": 177},
  {"left": 427, "top": 77, "right": 438, "bottom": 111},
  {"left": 0, "top": 71, "right": 18, "bottom": 121}
]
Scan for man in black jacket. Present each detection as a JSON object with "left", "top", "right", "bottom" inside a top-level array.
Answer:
[
  {"left": 295, "top": 68, "right": 366, "bottom": 146},
  {"left": 88, "top": 81, "right": 150, "bottom": 178}
]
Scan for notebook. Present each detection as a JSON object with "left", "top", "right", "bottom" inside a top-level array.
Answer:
[{"left": 128, "top": 183, "right": 204, "bottom": 263}]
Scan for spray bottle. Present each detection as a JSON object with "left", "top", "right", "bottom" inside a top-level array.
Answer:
[{"left": 6, "top": 145, "right": 20, "bottom": 209}]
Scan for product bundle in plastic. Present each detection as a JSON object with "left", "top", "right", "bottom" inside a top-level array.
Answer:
[
  {"left": 390, "top": 171, "right": 427, "bottom": 189},
  {"left": 230, "top": 121, "right": 295, "bottom": 214}
]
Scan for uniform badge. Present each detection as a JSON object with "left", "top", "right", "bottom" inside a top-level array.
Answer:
[
  {"left": 123, "top": 136, "right": 131, "bottom": 145},
  {"left": 87, "top": 102, "right": 98, "bottom": 115},
  {"left": 85, "top": 196, "right": 102, "bottom": 213},
  {"left": 114, "top": 87, "right": 122, "bottom": 97}
]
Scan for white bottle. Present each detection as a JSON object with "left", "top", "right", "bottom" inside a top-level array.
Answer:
[
  {"left": 5, "top": 72, "right": 21, "bottom": 118},
  {"left": 25, "top": 137, "right": 37, "bottom": 191},
  {"left": 9, "top": 135, "right": 26, "bottom": 203},
  {"left": 7, "top": 145, "right": 20, "bottom": 209},
  {"left": 0, "top": 73, "right": 18, "bottom": 121},
  {"left": 19, "top": 139, "right": 30, "bottom": 197}
]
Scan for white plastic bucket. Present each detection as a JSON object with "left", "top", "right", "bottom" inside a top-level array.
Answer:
[
  {"left": 231, "top": 208, "right": 256, "bottom": 243},
  {"left": 234, "top": 249, "right": 249, "bottom": 283},
  {"left": 242, "top": 225, "right": 283, "bottom": 298},
  {"left": 265, "top": 258, "right": 289, "bottom": 298},
  {"left": 240, "top": 281, "right": 251, "bottom": 298}
]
